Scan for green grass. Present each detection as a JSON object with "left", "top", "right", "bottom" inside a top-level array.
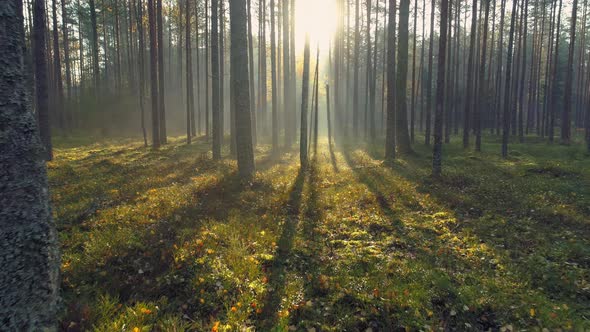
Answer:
[{"left": 49, "top": 135, "right": 590, "bottom": 331}]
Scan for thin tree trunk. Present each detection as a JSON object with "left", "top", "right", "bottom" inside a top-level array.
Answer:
[
  {"left": 186, "top": 0, "right": 194, "bottom": 144},
  {"left": 156, "top": 0, "right": 167, "bottom": 143},
  {"left": 300, "top": 35, "right": 311, "bottom": 168},
  {"left": 136, "top": 0, "right": 148, "bottom": 146},
  {"left": 433, "top": 0, "right": 448, "bottom": 176},
  {"left": 52, "top": 0, "right": 64, "bottom": 130},
  {"left": 501, "top": 0, "right": 518, "bottom": 157},
  {"left": 270, "top": 0, "right": 278, "bottom": 154},
  {"left": 475, "top": 0, "right": 491, "bottom": 151},
  {"left": 211, "top": 0, "right": 221, "bottom": 159},
  {"left": 410, "top": 0, "right": 418, "bottom": 142},
  {"left": 148, "top": 0, "right": 160, "bottom": 147},
  {"left": 385, "top": 0, "right": 397, "bottom": 160},
  {"left": 425, "top": 0, "right": 434, "bottom": 145},
  {"left": 462, "top": 0, "right": 477, "bottom": 148}
]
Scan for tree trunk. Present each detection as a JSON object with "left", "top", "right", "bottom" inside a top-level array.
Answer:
[
  {"left": 501, "top": 0, "right": 518, "bottom": 157},
  {"left": 270, "top": 0, "right": 278, "bottom": 154},
  {"left": 475, "top": 0, "right": 490, "bottom": 151},
  {"left": 353, "top": 0, "right": 360, "bottom": 137},
  {"left": 90, "top": 0, "right": 100, "bottom": 94},
  {"left": 186, "top": 0, "right": 194, "bottom": 144},
  {"left": 433, "top": 0, "right": 448, "bottom": 176},
  {"left": 33, "top": 0, "right": 52, "bottom": 160},
  {"left": 229, "top": 0, "right": 255, "bottom": 178},
  {"left": 205, "top": 0, "right": 210, "bottom": 137},
  {"left": 299, "top": 35, "right": 311, "bottom": 168},
  {"left": 425, "top": 0, "right": 434, "bottom": 145},
  {"left": 148, "top": 0, "right": 160, "bottom": 147},
  {"left": 61, "top": 0, "right": 72, "bottom": 127},
  {"left": 410, "top": 0, "right": 418, "bottom": 142},
  {"left": 52, "top": 0, "right": 64, "bottom": 130},
  {"left": 0, "top": 1, "right": 59, "bottom": 328},
  {"left": 282, "top": 0, "right": 291, "bottom": 147},
  {"left": 385, "top": 0, "right": 397, "bottom": 160},
  {"left": 462, "top": 0, "right": 477, "bottom": 148},
  {"left": 219, "top": 0, "right": 225, "bottom": 143},
  {"left": 211, "top": 0, "right": 221, "bottom": 159},
  {"left": 156, "top": 0, "right": 166, "bottom": 143},
  {"left": 494, "top": 0, "right": 506, "bottom": 135},
  {"left": 562, "top": 0, "right": 578, "bottom": 144},
  {"left": 518, "top": 0, "right": 529, "bottom": 143},
  {"left": 549, "top": 0, "right": 563, "bottom": 142},
  {"left": 396, "top": 0, "right": 412, "bottom": 153},
  {"left": 136, "top": 0, "right": 148, "bottom": 146}
]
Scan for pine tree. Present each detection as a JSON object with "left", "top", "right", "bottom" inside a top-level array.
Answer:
[
  {"left": 229, "top": 0, "right": 255, "bottom": 177},
  {"left": 0, "top": 1, "right": 59, "bottom": 327}
]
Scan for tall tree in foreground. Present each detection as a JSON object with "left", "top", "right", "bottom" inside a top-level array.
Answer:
[
  {"left": 299, "top": 34, "right": 311, "bottom": 168},
  {"left": 396, "top": 0, "right": 413, "bottom": 154},
  {"left": 0, "top": 0, "right": 59, "bottom": 328},
  {"left": 462, "top": 0, "right": 477, "bottom": 148},
  {"left": 229, "top": 0, "right": 255, "bottom": 178},
  {"left": 33, "top": 0, "right": 51, "bottom": 160},
  {"left": 148, "top": 0, "right": 160, "bottom": 148},
  {"left": 562, "top": 0, "right": 578, "bottom": 145},
  {"left": 433, "top": 0, "right": 448, "bottom": 176},
  {"left": 211, "top": 0, "right": 221, "bottom": 159},
  {"left": 385, "top": 0, "right": 397, "bottom": 160},
  {"left": 501, "top": 0, "right": 518, "bottom": 158}
]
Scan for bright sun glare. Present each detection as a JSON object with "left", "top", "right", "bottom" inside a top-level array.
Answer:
[{"left": 295, "top": 0, "right": 338, "bottom": 50}]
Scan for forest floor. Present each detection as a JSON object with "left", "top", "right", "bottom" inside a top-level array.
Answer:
[{"left": 49, "top": 135, "right": 590, "bottom": 331}]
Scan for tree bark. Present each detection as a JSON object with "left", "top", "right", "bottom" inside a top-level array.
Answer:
[
  {"left": 299, "top": 35, "right": 311, "bottom": 168},
  {"left": 462, "top": 0, "right": 477, "bottom": 148},
  {"left": 385, "top": 0, "right": 397, "bottom": 160},
  {"left": 0, "top": 1, "right": 59, "bottom": 328},
  {"left": 501, "top": 0, "right": 518, "bottom": 158},
  {"left": 396, "top": 0, "right": 413, "bottom": 153},
  {"left": 33, "top": 0, "right": 52, "bottom": 160},
  {"left": 186, "top": 0, "right": 194, "bottom": 144},
  {"left": 148, "top": 0, "right": 160, "bottom": 148},
  {"left": 211, "top": 0, "right": 221, "bottom": 159},
  {"left": 433, "top": 0, "right": 448, "bottom": 176},
  {"left": 270, "top": 0, "right": 278, "bottom": 154},
  {"left": 475, "top": 0, "right": 491, "bottom": 151},
  {"left": 229, "top": 0, "right": 255, "bottom": 178},
  {"left": 562, "top": 0, "right": 578, "bottom": 144}
]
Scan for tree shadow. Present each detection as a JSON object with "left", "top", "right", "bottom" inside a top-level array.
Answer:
[{"left": 258, "top": 167, "right": 306, "bottom": 330}]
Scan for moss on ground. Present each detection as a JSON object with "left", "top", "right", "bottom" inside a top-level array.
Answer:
[{"left": 49, "top": 135, "right": 590, "bottom": 331}]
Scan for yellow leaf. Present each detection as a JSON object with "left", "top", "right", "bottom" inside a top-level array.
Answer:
[{"left": 530, "top": 308, "right": 535, "bottom": 317}]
